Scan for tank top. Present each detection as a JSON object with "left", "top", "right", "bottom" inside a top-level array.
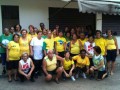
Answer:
[
  {"left": 70, "top": 40, "right": 80, "bottom": 54},
  {"left": 44, "top": 54, "right": 57, "bottom": 71},
  {"left": 106, "top": 36, "right": 116, "bottom": 50},
  {"left": 19, "top": 58, "right": 31, "bottom": 73}
]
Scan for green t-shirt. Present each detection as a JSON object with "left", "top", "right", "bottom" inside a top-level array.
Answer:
[
  {"left": 93, "top": 55, "right": 105, "bottom": 71},
  {"left": 0, "top": 34, "right": 13, "bottom": 53},
  {"left": 42, "top": 35, "right": 47, "bottom": 39}
]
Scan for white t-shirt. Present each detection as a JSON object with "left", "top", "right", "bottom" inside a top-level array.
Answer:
[
  {"left": 84, "top": 41, "right": 95, "bottom": 56},
  {"left": 30, "top": 37, "right": 44, "bottom": 60},
  {"left": 19, "top": 58, "right": 31, "bottom": 74}
]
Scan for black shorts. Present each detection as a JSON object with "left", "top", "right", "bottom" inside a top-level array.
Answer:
[
  {"left": 106, "top": 49, "right": 117, "bottom": 62},
  {"left": 44, "top": 68, "right": 58, "bottom": 76},
  {"left": 89, "top": 58, "right": 94, "bottom": 67},
  {"left": 97, "top": 70, "right": 107, "bottom": 79},
  {"left": 6, "top": 60, "right": 19, "bottom": 70},
  {"left": 75, "top": 67, "right": 87, "bottom": 73},
  {"left": 58, "top": 51, "right": 64, "bottom": 58},
  {"left": 70, "top": 53, "right": 78, "bottom": 57}
]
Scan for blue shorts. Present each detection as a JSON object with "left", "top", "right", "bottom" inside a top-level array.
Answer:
[{"left": 0, "top": 53, "right": 6, "bottom": 66}]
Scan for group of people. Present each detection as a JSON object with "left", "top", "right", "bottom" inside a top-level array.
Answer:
[{"left": 0, "top": 23, "right": 119, "bottom": 84}]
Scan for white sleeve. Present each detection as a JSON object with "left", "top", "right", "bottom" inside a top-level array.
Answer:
[{"left": 30, "top": 38, "right": 34, "bottom": 46}]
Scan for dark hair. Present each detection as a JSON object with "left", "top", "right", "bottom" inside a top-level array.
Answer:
[
  {"left": 13, "top": 34, "right": 20, "bottom": 40},
  {"left": 80, "top": 49, "right": 86, "bottom": 54},
  {"left": 64, "top": 51, "right": 72, "bottom": 60},
  {"left": 58, "top": 30, "right": 63, "bottom": 34},
  {"left": 95, "top": 30, "right": 102, "bottom": 34},
  {"left": 106, "top": 29, "right": 113, "bottom": 35},
  {"left": 21, "top": 29, "right": 28, "bottom": 34},
  {"left": 36, "top": 31, "right": 42, "bottom": 35},
  {"left": 14, "top": 24, "right": 22, "bottom": 31},
  {"left": 93, "top": 46, "right": 101, "bottom": 54},
  {"left": 88, "top": 35, "right": 94, "bottom": 39},
  {"left": 28, "top": 25, "right": 34, "bottom": 29}
]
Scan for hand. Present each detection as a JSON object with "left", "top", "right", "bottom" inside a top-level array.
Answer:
[
  {"left": 6, "top": 57, "right": 9, "bottom": 62},
  {"left": 25, "top": 74, "right": 30, "bottom": 80},
  {"left": 65, "top": 73, "right": 70, "bottom": 77},
  {"left": 28, "top": 73, "right": 31, "bottom": 77}
]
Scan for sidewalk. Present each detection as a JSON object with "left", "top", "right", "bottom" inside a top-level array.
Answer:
[{"left": 0, "top": 56, "right": 120, "bottom": 90}]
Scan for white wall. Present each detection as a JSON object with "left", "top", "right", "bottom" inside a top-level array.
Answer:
[{"left": 0, "top": 0, "right": 78, "bottom": 35}]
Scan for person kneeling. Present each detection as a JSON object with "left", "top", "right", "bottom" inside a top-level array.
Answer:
[
  {"left": 42, "top": 50, "right": 64, "bottom": 84},
  {"left": 72, "top": 49, "right": 90, "bottom": 79},
  {"left": 18, "top": 53, "right": 35, "bottom": 82},
  {"left": 89, "top": 46, "right": 108, "bottom": 80},
  {"left": 62, "top": 51, "right": 75, "bottom": 81}
]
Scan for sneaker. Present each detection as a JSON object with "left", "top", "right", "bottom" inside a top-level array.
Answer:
[
  {"left": 82, "top": 73, "right": 87, "bottom": 79},
  {"left": 75, "top": 73, "right": 79, "bottom": 79},
  {"left": 71, "top": 76, "right": 76, "bottom": 81}
]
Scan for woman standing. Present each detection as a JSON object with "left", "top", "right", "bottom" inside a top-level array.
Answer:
[
  {"left": 6, "top": 34, "right": 20, "bottom": 82},
  {"left": 28, "top": 25, "right": 37, "bottom": 39},
  {"left": 84, "top": 35, "right": 95, "bottom": 66},
  {"left": 30, "top": 31, "right": 44, "bottom": 77},
  {"left": 0, "top": 28, "right": 13, "bottom": 74},
  {"left": 69, "top": 34, "right": 82, "bottom": 57},
  {"left": 19, "top": 29, "right": 31, "bottom": 56},
  {"left": 106, "top": 30, "right": 118, "bottom": 75}
]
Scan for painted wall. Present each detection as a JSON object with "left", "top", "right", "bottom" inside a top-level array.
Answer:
[{"left": 0, "top": 0, "right": 78, "bottom": 35}]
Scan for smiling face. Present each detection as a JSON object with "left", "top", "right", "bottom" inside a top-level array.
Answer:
[{"left": 22, "top": 53, "right": 28, "bottom": 61}]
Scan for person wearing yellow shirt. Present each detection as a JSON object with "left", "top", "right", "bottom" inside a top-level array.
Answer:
[
  {"left": 43, "top": 31, "right": 55, "bottom": 55},
  {"left": 106, "top": 30, "right": 118, "bottom": 75},
  {"left": 79, "top": 32, "right": 88, "bottom": 49},
  {"left": 6, "top": 34, "right": 20, "bottom": 82},
  {"left": 94, "top": 30, "right": 106, "bottom": 56},
  {"left": 63, "top": 51, "right": 76, "bottom": 81},
  {"left": 69, "top": 34, "right": 82, "bottom": 57},
  {"left": 51, "top": 29, "right": 57, "bottom": 41},
  {"left": 72, "top": 49, "right": 90, "bottom": 79},
  {"left": 19, "top": 29, "right": 31, "bottom": 56},
  {"left": 55, "top": 30, "right": 66, "bottom": 58},
  {"left": 27, "top": 25, "right": 37, "bottom": 39},
  {"left": 42, "top": 50, "right": 64, "bottom": 84}
]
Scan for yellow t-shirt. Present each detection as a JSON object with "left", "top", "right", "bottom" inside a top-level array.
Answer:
[
  {"left": 106, "top": 37, "right": 116, "bottom": 50},
  {"left": 19, "top": 37, "right": 31, "bottom": 55},
  {"left": 63, "top": 58, "right": 74, "bottom": 70},
  {"left": 70, "top": 40, "right": 80, "bottom": 54},
  {"left": 45, "top": 54, "right": 57, "bottom": 71},
  {"left": 44, "top": 38, "right": 54, "bottom": 50},
  {"left": 72, "top": 55, "right": 90, "bottom": 68},
  {"left": 79, "top": 38, "right": 88, "bottom": 49},
  {"left": 27, "top": 33, "right": 37, "bottom": 40},
  {"left": 8, "top": 41, "right": 20, "bottom": 60},
  {"left": 94, "top": 37, "right": 106, "bottom": 55},
  {"left": 55, "top": 37, "right": 66, "bottom": 52}
]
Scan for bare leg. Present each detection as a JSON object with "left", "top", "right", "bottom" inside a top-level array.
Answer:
[
  {"left": 107, "top": 61, "right": 111, "bottom": 73},
  {"left": 56, "top": 67, "right": 63, "bottom": 80},
  {"left": 13, "top": 69, "right": 18, "bottom": 80},
  {"left": 111, "top": 61, "right": 116, "bottom": 75},
  {"left": 8, "top": 70, "right": 12, "bottom": 82}
]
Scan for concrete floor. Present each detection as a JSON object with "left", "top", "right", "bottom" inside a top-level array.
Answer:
[{"left": 0, "top": 56, "right": 120, "bottom": 90}]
